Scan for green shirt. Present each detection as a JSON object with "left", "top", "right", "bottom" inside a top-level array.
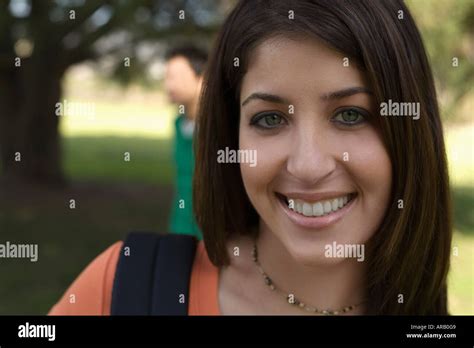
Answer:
[{"left": 169, "top": 114, "right": 203, "bottom": 240}]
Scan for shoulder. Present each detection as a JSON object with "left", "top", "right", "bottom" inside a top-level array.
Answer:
[
  {"left": 48, "top": 241, "right": 123, "bottom": 315},
  {"left": 191, "top": 240, "right": 218, "bottom": 281},
  {"left": 49, "top": 238, "right": 219, "bottom": 316},
  {"left": 175, "top": 114, "right": 185, "bottom": 128},
  {"left": 188, "top": 240, "right": 220, "bottom": 315}
]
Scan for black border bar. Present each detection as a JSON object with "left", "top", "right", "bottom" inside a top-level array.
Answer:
[{"left": 0, "top": 315, "right": 472, "bottom": 345}]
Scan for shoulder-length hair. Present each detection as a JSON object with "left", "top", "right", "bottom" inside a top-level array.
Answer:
[{"left": 193, "top": 0, "right": 452, "bottom": 315}]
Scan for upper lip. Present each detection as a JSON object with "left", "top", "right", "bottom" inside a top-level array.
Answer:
[{"left": 277, "top": 191, "right": 355, "bottom": 202}]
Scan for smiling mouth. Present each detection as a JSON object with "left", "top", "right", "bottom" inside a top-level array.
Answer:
[{"left": 276, "top": 192, "right": 357, "bottom": 218}]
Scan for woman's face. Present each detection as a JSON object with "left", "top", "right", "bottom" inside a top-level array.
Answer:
[{"left": 239, "top": 36, "right": 392, "bottom": 265}]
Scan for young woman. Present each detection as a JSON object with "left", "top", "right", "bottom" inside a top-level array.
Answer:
[{"left": 50, "top": 0, "right": 452, "bottom": 316}]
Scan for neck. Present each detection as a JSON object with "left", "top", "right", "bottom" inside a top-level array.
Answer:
[
  {"left": 184, "top": 95, "right": 199, "bottom": 121},
  {"left": 256, "top": 222, "right": 367, "bottom": 314}
]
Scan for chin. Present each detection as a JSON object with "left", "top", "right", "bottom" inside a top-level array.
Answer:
[{"left": 283, "top": 231, "right": 350, "bottom": 266}]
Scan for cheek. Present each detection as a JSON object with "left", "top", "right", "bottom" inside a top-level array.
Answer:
[
  {"left": 171, "top": 79, "right": 193, "bottom": 99},
  {"left": 239, "top": 127, "right": 287, "bottom": 208},
  {"left": 344, "top": 130, "right": 392, "bottom": 227}
]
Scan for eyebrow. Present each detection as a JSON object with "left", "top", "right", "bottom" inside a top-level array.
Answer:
[
  {"left": 241, "top": 92, "right": 290, "bottom": 107},
  {"left": 241, "top": 86, "right": 373, "bottom": 106},
  {"left": 321, "top": 86, "right": 373, "bottom": 100}
]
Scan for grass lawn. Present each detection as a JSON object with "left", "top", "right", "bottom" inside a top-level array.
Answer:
[
  {"left": 445, "top": 124, "right": 474, "bottom": 314},
  {"left": 449, "top": 231, "right": 474, "bottom": 314},
  {"left": 0, "top": 179, "right": 174, "bottom": 314},
  {"left": 63, "top": 136, "right": 174, "bottom": 185}
]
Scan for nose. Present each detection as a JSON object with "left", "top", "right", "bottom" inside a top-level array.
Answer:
[{"left": 286, "top": 123, "right": 337, "bottom": 185}]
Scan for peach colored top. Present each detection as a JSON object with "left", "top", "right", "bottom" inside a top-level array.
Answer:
[{"left": 49, "top": 241, "right": 220, "bottom": 315}]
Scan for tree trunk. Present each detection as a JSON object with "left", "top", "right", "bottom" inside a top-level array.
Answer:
[{"left": 0, "top": 55, "right": 66, "bottom": 186}]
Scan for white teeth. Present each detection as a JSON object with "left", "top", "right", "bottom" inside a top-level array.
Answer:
[
  {"left": 296, "top": 201, "right": 303, "bottom": 214},
  {"left": 286, "top": 194, "right": 353, "bottom": 217},
  {"left": 323, "top": 201, "right": 332, "bottom": 214},
  {"left": 302, "top": 203, "right": 313, "bottom": 216},
  {"left": 313, "top": 202, "right": 324, "bottom": 216}
]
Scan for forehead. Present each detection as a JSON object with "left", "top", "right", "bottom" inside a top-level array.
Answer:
[
  {"left": 240, "top": 36, "right": 367, "bottom": 100},
  {"left": 166, "top": 56, "right": 194, "bottom": 74}
]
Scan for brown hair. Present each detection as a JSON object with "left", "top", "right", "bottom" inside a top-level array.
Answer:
[{"left": 194, "top": 0, "right": 452, "bottom": 315}]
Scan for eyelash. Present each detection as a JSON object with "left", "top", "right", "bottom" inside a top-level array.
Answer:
[
  {"left": 331, "top": 107, "right": 368, "bottom": 127},
  {"left": 249, "top": 111, "right": 287, "bottom": 129},
  {"left": 249, "top": 107, "right": 368, "bottom": 130}
]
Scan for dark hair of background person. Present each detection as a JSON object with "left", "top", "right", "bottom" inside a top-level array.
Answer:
[
  {"left": 165, "top": 44, "right": 208, "bottom": 76},
  {"left": 193, "top": 0, "right": 452, "bottom": 315}
]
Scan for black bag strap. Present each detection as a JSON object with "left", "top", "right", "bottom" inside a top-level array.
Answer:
[{"left": 111, "top": 232, "right": 198, "bottom": 315}]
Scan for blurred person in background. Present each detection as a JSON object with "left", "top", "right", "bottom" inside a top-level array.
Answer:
[{"left": 164, "top": 45, "right": 208, "bottom": 240}]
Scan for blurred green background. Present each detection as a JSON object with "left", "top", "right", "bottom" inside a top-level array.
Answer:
[{"left": 0, "top": 0, "right": 472, "bottom": 315}]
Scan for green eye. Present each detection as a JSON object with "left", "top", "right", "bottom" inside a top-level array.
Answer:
[
  {"left": 332, "top": 109, "right": 366, "bottom": 125},
  {"left": 251, "top": 112, "right": 285, "bottom": 129}
]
